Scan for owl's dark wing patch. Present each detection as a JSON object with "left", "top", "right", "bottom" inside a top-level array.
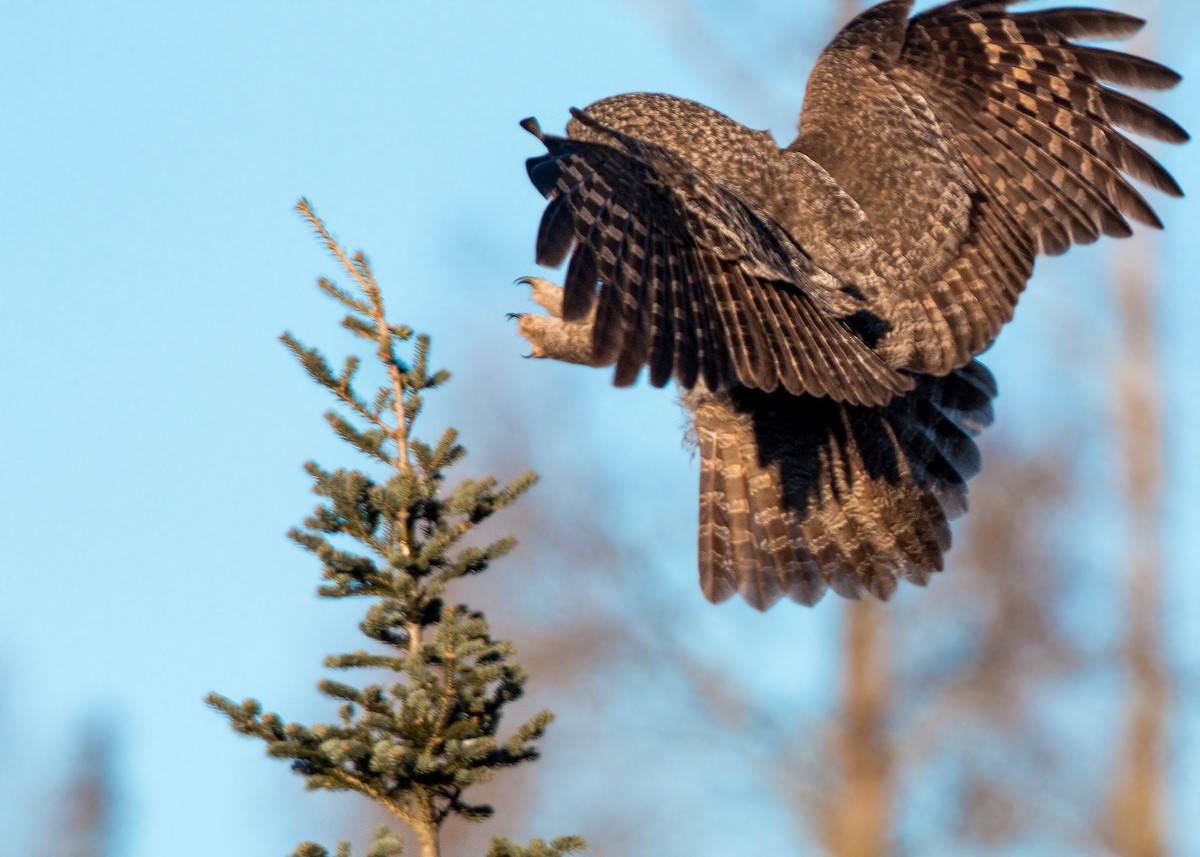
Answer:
[
  {"left": 522, "top": 117, "right": 913, "bottom": 407},
  {"left": 892, "top": 0, "right": 1185, "bottom": 371},
  {"left": 694, "top": 360, "right": 996, "bottom": 610}
]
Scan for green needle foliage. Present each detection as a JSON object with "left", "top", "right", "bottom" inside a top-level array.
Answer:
[{"left": 207, "top": 200, "right": 585, "bottom": 857}]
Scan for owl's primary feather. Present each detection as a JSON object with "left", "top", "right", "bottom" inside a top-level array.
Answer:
[{"left": 519, "top": 0, "right": 1185, "bottom": 609}]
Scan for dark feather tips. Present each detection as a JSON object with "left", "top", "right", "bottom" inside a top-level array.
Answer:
[{"left": 519, "top": 116, "right": 545, "bottom": 140}]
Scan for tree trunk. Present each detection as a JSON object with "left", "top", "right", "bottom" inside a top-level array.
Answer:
[
  {"left": 826, "top": 600, "right": 892, "bottom": 857},
  {"left": 1107, "top": 238, "right": 1169, "bottom": 857},
  {"left": 416, "top": 822, "right": 441, "bottom": 857}
]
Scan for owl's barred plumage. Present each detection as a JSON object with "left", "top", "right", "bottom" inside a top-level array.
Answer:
[
  {"left": 692, "top": 361, "right": 996, "bottom": 606},
  {"left": 517, "top": 0, "right": 1185, "bottom": 609},
  {"left": 525, "top": 110, "right": 913, "bottom": 405}
]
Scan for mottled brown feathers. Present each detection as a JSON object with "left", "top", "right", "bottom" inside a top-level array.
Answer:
[
  {"left": 521, "top": 0, "right": 1183, "bottom": 608},
  {"left": 882, "top": 0, "right": 1185, "bottom": 372},
  {"left": 692, "top": 362, "right": 995, "bottom": 609},
  {"left": 526, "top": 122, "right": 914, "bottom": 405}
]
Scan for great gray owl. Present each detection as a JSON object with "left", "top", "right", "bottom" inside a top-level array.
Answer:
[{"left": 514, "top": 0, "right": 1185, "bottom": 609}]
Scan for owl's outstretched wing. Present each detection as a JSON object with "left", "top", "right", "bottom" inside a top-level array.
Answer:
[
  {"left": 522, "top": 115, "right": 913, "bottom": 407},
  {"left": 795, "top": 0, "right": 1186, "bottom": 375}
]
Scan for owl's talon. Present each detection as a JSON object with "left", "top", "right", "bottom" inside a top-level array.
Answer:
[
  {"left": 519, "top": 276, "right": 566, "bottom": 319},
  {"left": 514, "top": 311, "right": 602, "bottom": 366}
]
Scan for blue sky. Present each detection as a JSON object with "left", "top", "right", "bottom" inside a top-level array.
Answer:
[{"left": 2, "top": 2, "right": 1196, "bottom": 855}]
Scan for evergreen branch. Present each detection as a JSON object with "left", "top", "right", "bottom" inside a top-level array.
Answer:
[
  {"left": 280, "top": 331, "right": 339, "bottom": 389},
  {"left": 343, "top": 313, "right": 382, "bottom": 342},
  {"left": 281, "top": 332, "right": 385, "bottom": 430},
  {"left": 372, "top": 388, "right": 394, "bottom": 421},
  {"left": 326, "top": 651, "right": 408, "bottom": 671},
  {"left": 297, "top": 200, "right": 385, "bottom": 324},
  {"left": 316, "top": 276, "right": 372, "bottom": 316},
  {"left": 326, "top": 411, "right": 393, "bottom": 465}
]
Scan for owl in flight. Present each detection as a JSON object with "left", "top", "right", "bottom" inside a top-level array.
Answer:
[{"left": 514, "top": 0, "right": 1185, "bottom": 609}]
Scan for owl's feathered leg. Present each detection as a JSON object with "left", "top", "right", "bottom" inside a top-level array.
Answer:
[{"left": 512, "top": 277, "right": 610, "bottom": 368}]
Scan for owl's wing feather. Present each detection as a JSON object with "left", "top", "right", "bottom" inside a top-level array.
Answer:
[
  {"left": 796, "top": 0, "right": 1184, "bottom": 376},
  {"left": 524, "top": 119, "right": 914, "bottom": 406},
  {"left": 895, "top": 1, "right": 1184, "bottom": 371},
  {"left": 694, "top": 360, "right": 996, "bottom": 610}
]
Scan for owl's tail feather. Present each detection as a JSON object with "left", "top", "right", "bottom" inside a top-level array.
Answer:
[{"left": 694, "top": 360, "right": 996, "bottom": 610}]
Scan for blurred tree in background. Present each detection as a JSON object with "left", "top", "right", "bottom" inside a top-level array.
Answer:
[
  {"left": 1108, "top": 204, "right": 1168, "bottom": 857},
  {"left": 43, "top": 725, "right": 118, "bottom": 857}
]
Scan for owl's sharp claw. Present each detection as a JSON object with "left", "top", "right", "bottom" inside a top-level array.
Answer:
[
  {"left": 518, "top": 276, "right": 566, "bottom": 318},
  {"left": 512, "top": 276, "right": 598, "bottom": 364}
]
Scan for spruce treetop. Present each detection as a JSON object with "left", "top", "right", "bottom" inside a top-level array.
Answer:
[{"left": 207, "top": 200, "right": 584, "bottom": 857}]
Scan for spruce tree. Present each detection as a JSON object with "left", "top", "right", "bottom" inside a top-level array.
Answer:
[{"left": 207, "top": 200, "right": 585, "bottom": 857}]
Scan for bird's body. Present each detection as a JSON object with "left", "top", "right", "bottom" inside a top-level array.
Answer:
[{"left": 516, "top": 0, "right": 1185, "bottom": 609}]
